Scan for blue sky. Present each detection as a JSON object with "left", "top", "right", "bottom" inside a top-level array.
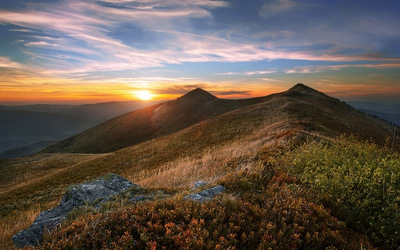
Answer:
[{"left": 0, "top": 0, "right": 400, "bottom": 104}]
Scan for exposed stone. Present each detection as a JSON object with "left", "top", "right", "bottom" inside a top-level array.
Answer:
[
  {"left": 12, "top": 173, "right": 138, "bottom": 248},
  {"left": 185, "top": 185, "right": 225, "bottom": 202},
  {"left": 130, "top": 195, "right": 150, "bottom": 202},
  {"left": 192, "top": 181, "right": 209, "bottom": 190}
]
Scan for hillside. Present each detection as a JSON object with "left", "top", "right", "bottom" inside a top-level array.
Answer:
[
  {"left": 0, "top": 101, "right": 157, "bottom": 158},
  {"left": 43, "top": 88, "right": 272, "bottom": 153},
  {"left": 0, "top": 141, "right": 56, "bottom": 159},
  {"left": 1, "top": 84, "right": 399, "bottom": 248}
]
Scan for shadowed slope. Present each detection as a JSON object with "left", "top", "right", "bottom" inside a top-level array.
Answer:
[{"left": 282, "top": 84, "right": 398, "bottom": 147}]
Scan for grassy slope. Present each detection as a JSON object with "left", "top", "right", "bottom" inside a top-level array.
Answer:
[{"left": 1, "top": 84, "right": 399, "bottom": 248}]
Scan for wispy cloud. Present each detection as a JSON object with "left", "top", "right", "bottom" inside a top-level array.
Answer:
[
  {"left": 259, "top": 0, "right": 298, "bottom": 18},
  {"left": 217, "top": 70, "right": 276, "bottom": 75},
  {"left": 1, "top": 0, "right": 398, "bottom": 77},
  {"left": 0, "top": 56, "right": 23, "bottom": 68},
  {"left": 245, "top": 70, "right": 277, "bottom": 75},
  {"left": 286, "top": 63, "right": 400, "bottom": 74},
  {"left": 25, "top": 41, "right": 58, "bottom": 47}
]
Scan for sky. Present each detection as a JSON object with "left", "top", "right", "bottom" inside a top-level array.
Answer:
[{"left": 0, "top": 0, "right": 400, "bottom": 104}]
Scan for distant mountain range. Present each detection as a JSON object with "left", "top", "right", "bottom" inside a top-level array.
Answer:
[
  {"left": 2, "top": 89, "right": 399, "bottom": 159},
  {"left": 0, "top": 101, "right": 159, "bottom": 158},
  {"left": 347, "top": 101, "right": 400, "bottom": 114}
]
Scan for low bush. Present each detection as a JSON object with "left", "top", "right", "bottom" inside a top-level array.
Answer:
[{"left": 287, "top": 137, "right": 400, "bottom": 247}]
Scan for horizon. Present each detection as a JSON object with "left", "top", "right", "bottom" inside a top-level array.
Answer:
[
  {"left": 2, "top": 84, "right": 400, "bottom": 106},
  {"left": 1, "top": 0, "right": 400, "bottom": 104}
]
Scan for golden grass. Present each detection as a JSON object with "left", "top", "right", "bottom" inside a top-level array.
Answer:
[
  {"left": 0, "top": 154, "right": 107, "bottom": 194},
  {"left": 131, "top": 140, "right": 259, "bottom": 189},
  {"left": 130, "top": 119, "right": 292, "bottom": 190},
  {"left": 0, "top": 200, "right": 60, "bottom": 249}
]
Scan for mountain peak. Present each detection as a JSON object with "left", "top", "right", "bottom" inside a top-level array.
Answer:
[
  {"left": 285, "top": 83, "right": 325, "bottom": 97},
  {"left": 178, "top": 88, "right": 217, "bottom": 102},
  {"left": 288, "top": 83, "right": 315, "bottom": 92}
]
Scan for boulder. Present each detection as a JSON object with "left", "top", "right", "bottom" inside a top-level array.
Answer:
[
  {"left": 12, "top": 173, "right": 138, "bottom": 248},
  {"left": 185, "top": 185, "right": 225, "bottom": 202},
  {"left": 192, "top": 181, "right": 209, "bottom": 190}
]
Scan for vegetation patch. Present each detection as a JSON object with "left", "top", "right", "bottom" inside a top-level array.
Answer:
[
  {"left": 286, "top": 136, "right": 400, "bottom": 248},
  {"left": 41, "top": 157, "right": 370, "bottom": 249}
]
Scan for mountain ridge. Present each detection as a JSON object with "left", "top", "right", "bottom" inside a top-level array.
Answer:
[
  {"left": 43, "top": 83, "right": 399, "bottom": 154},
  {"left": 42, "top": 88, "right": 272, "bottom": 153}
]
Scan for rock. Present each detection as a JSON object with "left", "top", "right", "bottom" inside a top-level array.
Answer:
[
  {"left": 130, "top": 195, "right": 150, "bottom": 202},
  {"left": 185, "top": 185, "right": 225, "bottom": 202},
  {"left": 12, "top": 173, "right": 138, "bottom": 248},
  {"left": 192, "top": 181, "right": 209, "bottom": 190}
]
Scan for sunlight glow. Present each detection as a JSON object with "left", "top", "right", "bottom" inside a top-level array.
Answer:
[{"left": 135, "top": 90, "right": 153, "bottom": 100}]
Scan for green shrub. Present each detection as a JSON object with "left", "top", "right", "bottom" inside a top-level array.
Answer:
[{"left": 287, "top": 137, "right": 400, "bottom": 247}]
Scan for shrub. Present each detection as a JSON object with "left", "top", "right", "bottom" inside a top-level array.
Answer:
[{"left": 287, "top": 137, "right": 400, "bottom": 247}]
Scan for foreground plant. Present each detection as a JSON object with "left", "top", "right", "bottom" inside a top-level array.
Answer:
[{"left": 287, "top": 136, "right": 400, "bottom": 247}]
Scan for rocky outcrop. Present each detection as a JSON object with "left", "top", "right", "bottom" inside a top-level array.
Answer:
[
  {"left": 12, "top": 173, "right": 138, "bottom": 248},
  {"left": 192, "top": 181, "right": 209, "bottom": 190},
  {"left": 185, "top": 185, "right": 225, "bottom": 202}
]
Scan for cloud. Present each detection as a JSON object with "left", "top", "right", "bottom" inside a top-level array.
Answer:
[
  {"left": 245, "top": 70, "right": 276, "bottom": 75},
  {"left": 259, "top": 0, "right": 297, "bottom": 18},
  {"left": 217, "top": 70, "right": 276, "bottom": 75},
  {"left": 25, "top": 41, "right": 58, "bottom": 47},
  {"left": 286, "top": 63, "right": 400, "bottom": 74},
  {"left": 213, "top": 90, "right": 252, "bottom": 96},
  {"left": 0, "top": 56, "right": 23, "bottom": 68},
  {"left": 96, "top": 0, "right": 229, "bottom": 8},
  {"left": 1, "top": 0, "right": 399, "bottom": 82}
]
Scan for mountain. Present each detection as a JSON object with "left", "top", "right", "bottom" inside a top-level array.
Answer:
[
  {"left": 0, "top": 141, "right": 56, "bottom": 159},
  {"left": 1, "top": 84, "right": 399, "bottom": 248},
  {"left": 0, "top": 101, "right": 158, "bottom": 158},
  {"left": 0, "top": 104, "right": 75, "bottom": 113},
  {"left": 358, "top": 109, "right": 400, "bottom": 126},
  {"left": 42, "top": 88, "right": 271, "bottom": 153},
  {"left": 43, "top": 84, "right": 399, "bottom": 154},
  {"left": 348, "top": 101, "right": 400, "bottom": 114},
  {"left": 0, "top": 109, "right": 84, "bottom": 153},
  {"left": 57, "top": 101, "right": 158, "bottom": 124}
]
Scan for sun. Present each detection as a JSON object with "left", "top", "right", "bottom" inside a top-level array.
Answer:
[{"left": 135, "top": 90, "right": 153, "bottom": 101}]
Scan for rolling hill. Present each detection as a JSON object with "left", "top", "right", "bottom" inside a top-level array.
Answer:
[
  {"left": 42, "top": 88, "right": 273, "bottom": 153},
  {"left": 1, "top": 84, "right": 399, "bottom": 248}
]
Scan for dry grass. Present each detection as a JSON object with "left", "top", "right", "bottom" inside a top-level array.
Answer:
[
  {"left": 0, "top": 200, "right": 60, "bottom": 249},
  {"left": 130, "top": 118, "right": 294, "bottom": 190},
  {"left": 0, "top": 154, "right": 106, "bottom": 195},
  {"left": 131, "top": 139, "right": 262, "bottom": 189}
]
